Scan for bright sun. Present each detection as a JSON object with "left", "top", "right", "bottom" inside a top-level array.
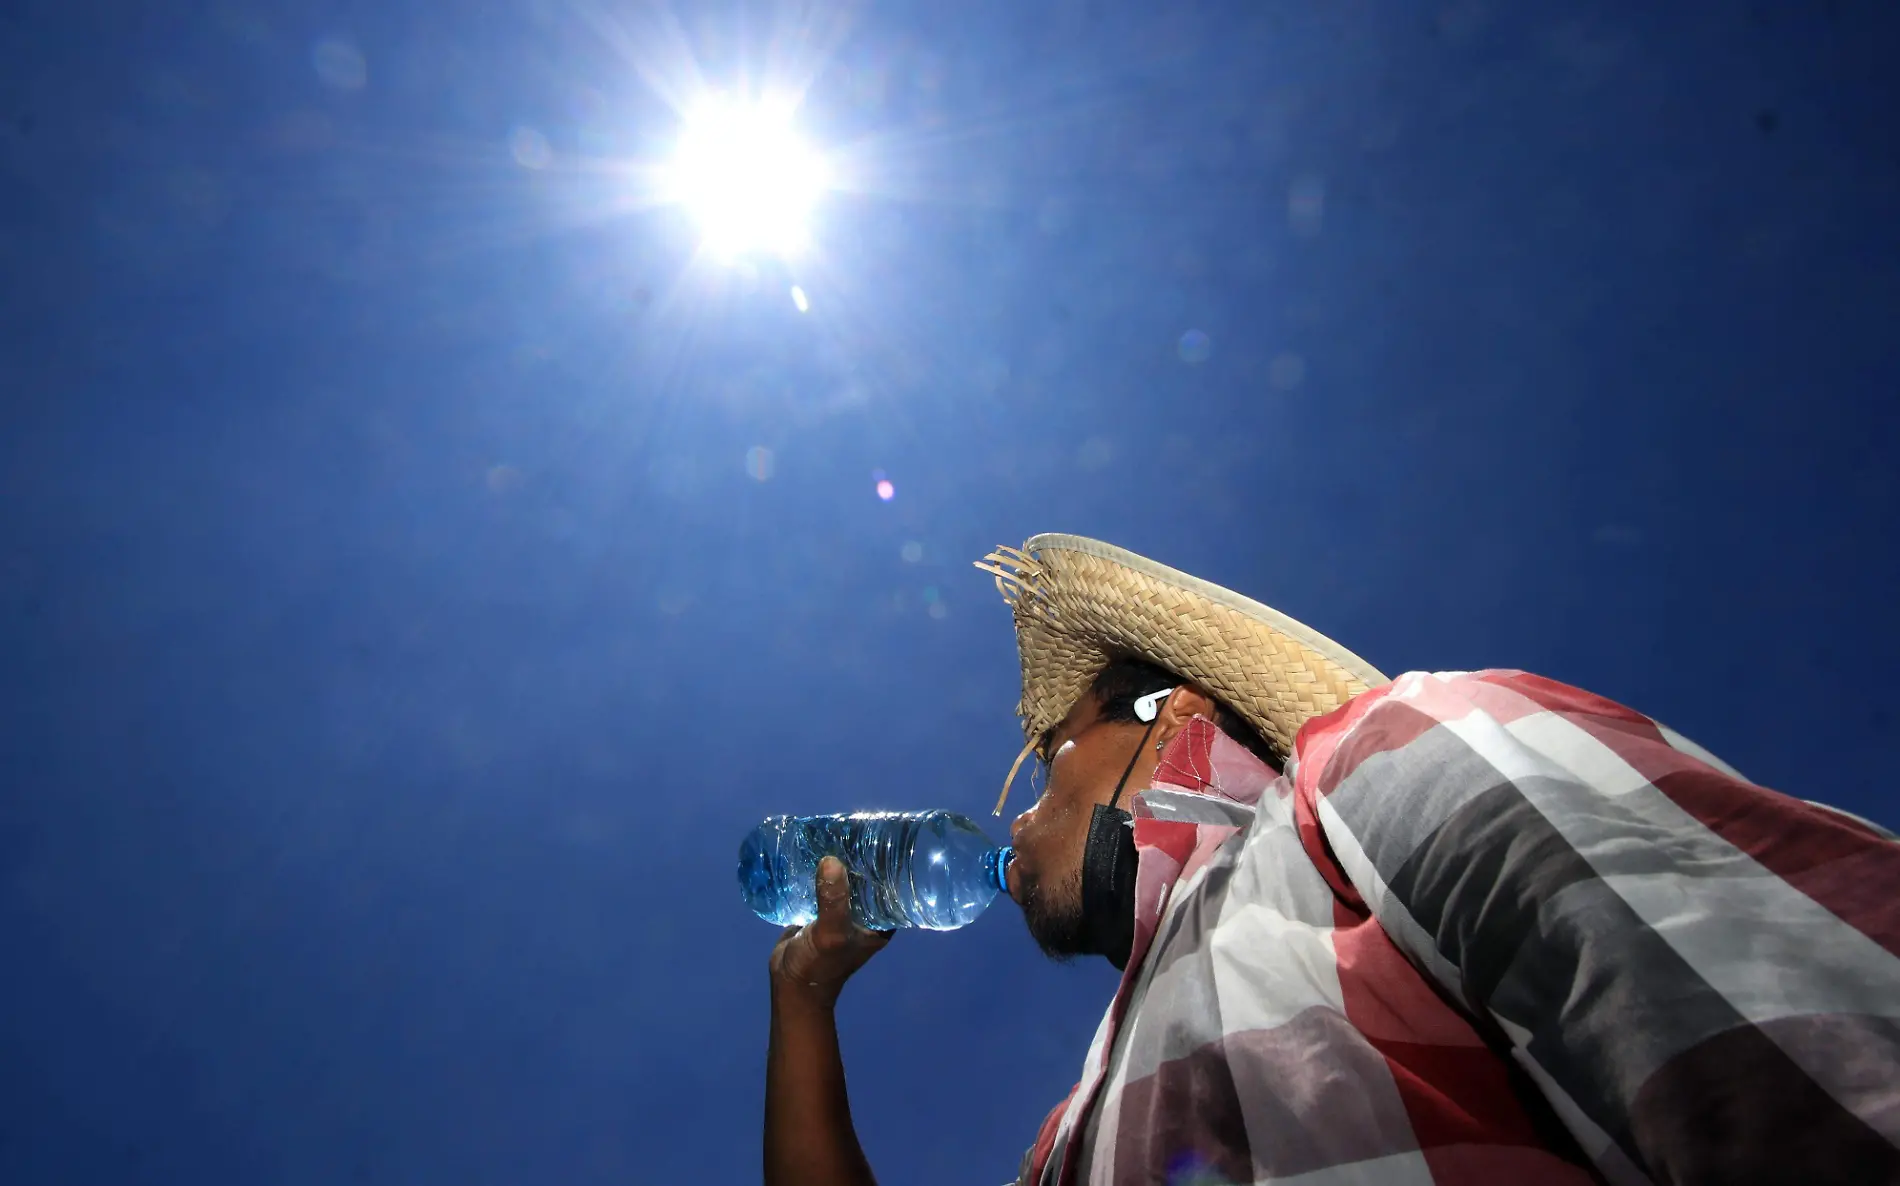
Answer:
[{"left": 668, "top": 96, "right": 826, "bottom": 259}]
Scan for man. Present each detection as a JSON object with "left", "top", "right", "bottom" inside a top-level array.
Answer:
[{"left": 765, "top": 534, "right": 1900, "bottom": 1185}]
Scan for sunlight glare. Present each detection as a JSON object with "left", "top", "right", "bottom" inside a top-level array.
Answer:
[{"left": 668, "top": 95, "right": 826, "bottom": 259}]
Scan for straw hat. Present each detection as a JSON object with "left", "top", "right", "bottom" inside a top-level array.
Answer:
[{"left": 975, "top": 534, "right": 1388, "bottom": 807}]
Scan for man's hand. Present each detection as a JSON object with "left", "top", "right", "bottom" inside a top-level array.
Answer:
[
  {"left": 769, "top": 856, "right": 894, "bottom": 1011},
  {"left": 764, "top": 856, "right": 891, "bottom": 1186}
]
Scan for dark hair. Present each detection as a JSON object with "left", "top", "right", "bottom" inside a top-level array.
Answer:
[{"left": 1088, "top": 654, "right": 1281, "bottom": 770}]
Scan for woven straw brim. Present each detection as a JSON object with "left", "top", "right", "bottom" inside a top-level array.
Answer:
[{"left": 976, "top": 534, "right": 1388, "bottom": 765}]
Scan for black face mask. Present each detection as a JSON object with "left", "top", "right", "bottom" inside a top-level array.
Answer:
[{"left": 1075, "top": 716, "right": 1157, "bottom": 971}]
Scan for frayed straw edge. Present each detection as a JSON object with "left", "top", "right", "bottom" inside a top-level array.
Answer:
[
  {"left": 973, "top": 545, "right": 1047, "bottom": 609},
  {"left": 994, "top": 736, "right": 1039, "bottom": 817}
]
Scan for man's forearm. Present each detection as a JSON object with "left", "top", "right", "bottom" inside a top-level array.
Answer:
[{"left": 765, "top": 986, "right": 878, "bottom": 1186}]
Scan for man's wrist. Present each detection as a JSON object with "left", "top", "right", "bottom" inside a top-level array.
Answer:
[{"left": 770, "top": 975, "right": 841, "bottom": 1019}]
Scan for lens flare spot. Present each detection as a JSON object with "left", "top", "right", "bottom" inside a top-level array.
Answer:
[
  {"left": 486, "top": 464, "right": 524, "bottom": 494},
  {"left": 1269, "top": 352, "right": 1307, "bottom": 390},
  {"left": 511, "top": 126, "right": 553, "bottom": 170},
  {"left": 1289, "top": 174, "right": 1326, "bottom": 237},
  {"left": 311, "top": 37, "right": 367, "bottom": 91},
  {"left": 745, "top": 446, "right": 775, "bottom": 481}
]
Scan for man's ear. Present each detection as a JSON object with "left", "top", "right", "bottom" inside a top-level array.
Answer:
[{"left": 1154, "top": 683, "right": 1220, "bottom": 745}]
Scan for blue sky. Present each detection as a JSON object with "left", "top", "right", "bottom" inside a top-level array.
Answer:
[{"left": 2, "top": 1, "right": 1896, "bottom": 1183}]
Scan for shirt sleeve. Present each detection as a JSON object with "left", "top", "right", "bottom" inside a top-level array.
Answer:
[{"left": 1292, "top": 670, "right": 1900, "bottom": 1185}]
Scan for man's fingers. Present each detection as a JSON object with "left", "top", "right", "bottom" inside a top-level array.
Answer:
[{"left": 769, "top": 857, "right": 895, "bottom": 998}]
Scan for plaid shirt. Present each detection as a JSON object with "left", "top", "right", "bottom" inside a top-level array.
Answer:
[{"left": 1014, "top": 670, "right": 1900, "bottom": 1186}]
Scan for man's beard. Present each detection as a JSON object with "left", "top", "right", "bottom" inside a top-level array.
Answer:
[{"left": 1017, "top": 864, "right": 1090, "bottom": 962}]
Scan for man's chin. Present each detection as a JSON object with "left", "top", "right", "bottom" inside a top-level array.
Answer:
[
  {"left": 1028, "top": 925, "right": 1088, "bottom": 963},
  {"left": 1019, "top": 891, "right": 1090, "bottom": 963}
]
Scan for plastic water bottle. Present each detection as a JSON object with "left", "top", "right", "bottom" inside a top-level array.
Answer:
[{"left": 737, "top": 810, "right": 1014, "bottom": 931}]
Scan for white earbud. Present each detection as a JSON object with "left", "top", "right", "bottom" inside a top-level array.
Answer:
[{"left": 1134, "top": 687, "right": 1175, "bottom": 723}]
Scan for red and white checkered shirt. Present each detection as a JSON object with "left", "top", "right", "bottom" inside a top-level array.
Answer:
[{"left": 1014, "top": 670, "right": 1900, "bottom": 1186}]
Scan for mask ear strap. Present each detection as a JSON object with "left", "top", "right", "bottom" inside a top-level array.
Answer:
[
  {"left": 993, "top": 737, "right": 1040, "bottom": 816},
  {"left": 1106, "top": 716, "right": 1159, "bottom": 813}
]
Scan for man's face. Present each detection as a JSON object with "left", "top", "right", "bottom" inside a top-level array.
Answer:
[{"left": 1006, "top": 693, "right": 1160, "bottom": 961}]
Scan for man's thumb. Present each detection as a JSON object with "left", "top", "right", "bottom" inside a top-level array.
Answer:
[{"left": 817, "top": 855, "right": 848, "bottom": 902}]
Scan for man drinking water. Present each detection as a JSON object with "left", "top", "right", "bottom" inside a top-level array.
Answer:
[{"left": 764, "top": 534, "right": 1900, "bottom": 1186}]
